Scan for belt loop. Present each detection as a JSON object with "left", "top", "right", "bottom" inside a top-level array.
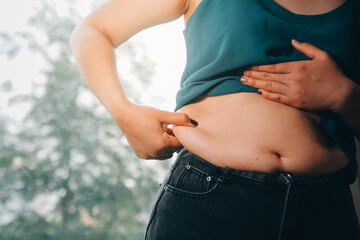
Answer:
[
  {"left": 171, "top": 148, "right": 187, "bottom": 171},
  {"left": 219, "top": 167, "right": 230, "bottom": 183}
]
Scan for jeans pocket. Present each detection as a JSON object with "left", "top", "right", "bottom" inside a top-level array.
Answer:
[{"left": 165, "top": 161, "right": 222, "bottom": 198}]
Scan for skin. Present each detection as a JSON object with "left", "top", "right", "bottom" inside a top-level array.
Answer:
[{"left": 70, "top": 0, "right": 359, "bottom": 164}]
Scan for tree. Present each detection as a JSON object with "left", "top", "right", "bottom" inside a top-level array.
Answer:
[{"left": 0, "top": 0, "right": 169, "bottom": 239}]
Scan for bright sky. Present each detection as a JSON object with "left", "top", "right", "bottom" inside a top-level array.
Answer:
[{"left": 0, "top": 0, "right": 186, "bottom": 121}]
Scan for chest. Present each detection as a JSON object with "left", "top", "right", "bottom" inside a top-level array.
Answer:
[{"left": 183, "top": 0, "right": 355, "bottom": 76}]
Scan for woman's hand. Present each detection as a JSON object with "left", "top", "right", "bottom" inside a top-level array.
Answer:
[
  {"left": 113, "top": 102, "right": 198, "bottom": 160},
  {"left": 240, "top": 39, "right": 353, "bottom": 112}
]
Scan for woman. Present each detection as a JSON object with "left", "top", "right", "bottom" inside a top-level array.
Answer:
[{"left": 70, "top": 0, "right": 360, "bottom": 239}]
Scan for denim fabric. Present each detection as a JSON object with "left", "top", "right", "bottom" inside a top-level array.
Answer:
[{"left": 145, "top": 149, "right": 360, "bottom": 240}]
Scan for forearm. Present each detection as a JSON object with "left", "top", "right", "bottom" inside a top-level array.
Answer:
[
  {"left": 70, "top": 22, "right": 130, "bottom": 118},
  {"left": 332, "top": 78, "right": 360, "bottom": 140}
]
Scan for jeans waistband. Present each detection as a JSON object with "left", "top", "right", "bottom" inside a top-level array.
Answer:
[{"left": 175, "top": 149, "right": 349, "bottom": 188}]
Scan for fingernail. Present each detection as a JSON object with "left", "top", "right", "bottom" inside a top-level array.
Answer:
[
  {"left": 257, "top": 89, "right": 262, "bottom": 95},
  {"left": 241, "top": 77, "right": 248, "bottom": 83},
  {"left": 190, "top": 119, "right": 198, "bottom": 126},
  {"left": 292, "top": 39, "right": 300, "bottom": 46}
]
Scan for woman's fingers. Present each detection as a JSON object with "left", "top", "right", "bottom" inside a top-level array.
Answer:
[
  {"left": 242, "top": 40, "right": 342, "bottom": 111},
  {"left": 243, "top": 70, "right": 287, "bottom": 82},
  {"left": 241, "top": 75, "right": 288, "bottom": 94},
  {"left": 165, "top": 127, "right": 175, "bottom": 136},
  {"left": 291, "top": 39, "right": 328, "bottom": 60},
  {"left": 163, "top": 130, "right": 182, "bottom": 148},
  {"left": 249, "top": 62, "right": 293, "bottom": 73},
  {"left": 152, "top": 133, "right": 183, "bottom": 159},
  {"left": 155, "top": 150, "right": 177, "bottom": 160},
  {"left": 145, "top": 111, "right": 197, "bottom": 160},
  {"left": 161, "top": 111, "right": 198, "bottom": 127},
  {"left": 248, "top": 40, "right": 326, "bottom": 74},
  {"left": 257, "top": 89, "right": 291, "bottom": 105},
  {"left": 140, "top": 133, "right": 182, "bottom": 160},
  {"left": 120, "top": 105, "right": 197, "bottom": 160}
]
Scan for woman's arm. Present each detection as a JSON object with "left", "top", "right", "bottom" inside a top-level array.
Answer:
[
  {"left": 70, "top": 0, "right": 197, "bottom": 160},
  {"left": 241, "top": 40, "right": 360, "bottom": 140},
  {"left": 332, "top": 78, "right": 360, "bottom": 140}
]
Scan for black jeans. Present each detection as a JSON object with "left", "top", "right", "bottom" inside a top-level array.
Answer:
[{"left": 145, "top": 149, "right": 360, "bottom": 240}]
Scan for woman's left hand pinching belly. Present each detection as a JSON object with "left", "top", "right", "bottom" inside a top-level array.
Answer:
[{"left": 240, "top": 39, "right": 354, "bottom": 112}]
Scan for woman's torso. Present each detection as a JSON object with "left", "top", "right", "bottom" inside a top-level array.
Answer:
[{"left": 172, "top": 0, "right": 349, "bottom": 176}]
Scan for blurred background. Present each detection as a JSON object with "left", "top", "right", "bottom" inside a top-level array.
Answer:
[
  {"left": 0, "top": 0, "right": 359, "bottom": 239},
  {"left": 0, "top": 0, "right": 185, "bottom": 239}
]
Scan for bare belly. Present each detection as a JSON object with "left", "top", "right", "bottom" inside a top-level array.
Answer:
[{"left": 172, "top": 92, "right": 349, "bottom": 176}]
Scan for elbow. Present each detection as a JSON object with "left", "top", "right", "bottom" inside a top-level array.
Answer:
[
  {"left": 69, "top": 21, "right": 94, "bottom": 53},
  {"left": 69, "top": 21, "right": 116, "bottom": 51}
]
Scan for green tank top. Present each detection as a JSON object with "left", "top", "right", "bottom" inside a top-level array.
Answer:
[{"left": 175, "top": 0, "right": 359, "bottom": 183}]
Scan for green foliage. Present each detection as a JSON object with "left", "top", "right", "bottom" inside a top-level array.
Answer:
[
  {"left": 0, "top": 0, "right": 169, "bottom": 239},
  {"left": 0, "top": 33, "right": 20, "bottom": 59}
]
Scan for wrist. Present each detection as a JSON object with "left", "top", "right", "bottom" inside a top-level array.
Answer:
[
  {"left": 331, "top": 76, "right": 358, "bottom": 115},
  {"left": 107, "top": 96, "right": 134, "bottom": 121}
]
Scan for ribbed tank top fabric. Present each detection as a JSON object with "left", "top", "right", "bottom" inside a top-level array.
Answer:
[{"left": 175, "top": 0, "right": 359, "bottom": 184}]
